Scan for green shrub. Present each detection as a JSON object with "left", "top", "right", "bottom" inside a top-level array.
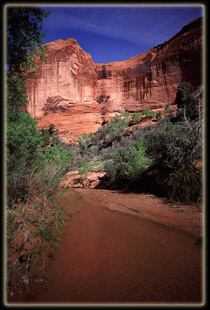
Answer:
[
  {"left": 27, "top": 159, "right": 64, "bottom": 198},
  {"left": 7, "top": 110, "right": 41, "bottom": 167},
  {"left": 78, "top": 134, "right": 92, "bottom": 155},
  {"left": 7, "top": 110, "right": 43, "bottom": 203},
  {"left": 104, "top": 147, "right": 134, "bottom": 184},
  {"left": 128, "top": 137, "right": 151, "bottom": 181},
  {"left": 155, "top": 111, "right": 162, "bottom": 120},
  {"left": 144, "top": 117, "right": 202, "bottom": 202},
  {"left": 169, "top": 165, "right": 202, "bottom": 202},
  {"left": 78, "top": 161, "right": 89, "bottom": 176},
  {"left": 7, "top": 111, "right": 74, "bottom": 205},
  {"left": 40, "top": 124, "right": 60, "bottom": 147},
  {"left": 145, "top": 118, "right": 201, "bottom": 170},
  {"left": 131, "top": 112, "right": 142, "bottom": 125},
  {"left": 107, "top": 114, "right": 128, "bottom": 131},
  {"left": 79, "top": 115, "right": 129, "bottom": 153},
  {"left": 141, "top": 109, "right": 156, "bottom": 119},
  {"left": 40, "top": 128, "right": 51, "bottom": 147},
  {"left": 42, "top": 144, "right": 74, "bottom": 167},
  {"left": 104, "top": 137, "right": 151, "bottom": 187},
  {"left": 49, "top": 123, "right": 55, "bottom": 135},
  {"left": 175, "top": 82, "right": 198, "bottom": 121},
  {"left": 51, "top": 135, "right": 60, "bottom": 145}
]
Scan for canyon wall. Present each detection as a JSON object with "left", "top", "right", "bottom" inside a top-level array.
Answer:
[{"left": 26, "top": 17, "right": 202, "bottom": 142}]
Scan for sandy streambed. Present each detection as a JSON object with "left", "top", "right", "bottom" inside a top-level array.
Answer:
[{"left": 20, "top": 188, "right": 203, "bottom": 305}]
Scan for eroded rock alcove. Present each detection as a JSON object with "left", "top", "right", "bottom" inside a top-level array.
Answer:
[{"left": 26, "top": 17, "right": 202, "bottom": 142}]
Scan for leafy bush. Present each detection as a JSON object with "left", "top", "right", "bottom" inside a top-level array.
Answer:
[
  {"left": 6, "top": 74, "right": 29, "bottom": 118},
  {"left": 169, "top": 165, "right": 202, "bottom": 202},
  {"left": 130, "top": 112, "right": 142, "bottom": 125},
  {"left": 128, "top": 137, "right": 151, "bottom": 182},
  {"left": 104, "top": 137, "right": 151, "bottom": 187},
  {"left": 155, "top": 111, "right": 162, "bottom": 120},
  {"left": 145, "top": 118, "right": 201, "bottom": 170},
  {"left": 40, "top": 128, "right": 51, "bottom": 147},
  {"left": 40, "top": 124, "right": 60, "bottom": 147},
  {"left": 104, "top": 147, "right": 134, "bottom": 185},
  {"left": 26, "top": 158, "right": 65, "bottom": 198},
  {"left": 141, "top": 109, "right": 156, "bottom": 119},
  {"left": 144, "top": 117, "right": 202, "bottom": 201},
  {"left": 77, "top": 115, "right": 130, "bottom": 155},
  {"left": 175, "top": 82, "right": 198, "bottom": 121},
  {"left": 78, "top": 134, "right": 92, "bottom": 156},
  {"left": 42, "top": 144, "right": 74, "bottom": 167},
  {"left": 107, "top": 114, "right": 128, "bottom": 130},
  {"left": 78, "top": 161, "right": 89, "bottom": 176},
  {"left": 7, "top": 110, "right": 42, "bottom": 202},
  {"left": 6, "top": 110, "right": 73, "bottom": 205},
  {"left": 49, "top": 123, "right": 55, "bottom": 135},
  {"left": 7, "top": 110, "right": 41, "bottom": 167}
]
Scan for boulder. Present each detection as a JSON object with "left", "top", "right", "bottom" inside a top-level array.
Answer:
[{"left": 60, "top": 171, "right": 106, "bottom": 189}]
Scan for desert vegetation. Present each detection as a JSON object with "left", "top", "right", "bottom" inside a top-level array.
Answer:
[
  {"left": 6, "top": 7, "right": 75, "bottom": 300},
  {"left": 6, "top": 6, "right": 203, "bottom": 302},
  {"left": 66, "top": 85, "right": 203, "bottom": 202}
]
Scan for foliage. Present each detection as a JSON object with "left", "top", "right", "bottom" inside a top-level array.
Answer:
[
  {"left": 155, "top": 111, "right": 162, "bottom": 120},
  {"left": 40, "top": 128, "right": 51, "bottom": 147},
  {"left": 169, "top": 165, "right": 202, "bottom": 202},
  {"left": 7, "top": 110, "right": 42, "bottom": 189},
  {"left": 6, "top": 7, "right": 68, "bottom": 207},
  {"left": 6, "top": 188, "right": 68, "bottom": 300},
  {"left": 131, "top": 112, "right": 142, "bottom": 125},
  {"left": 144, "top": 117, "right": 202, "bottom": 201},
  {"left": 7, "top": 7, "right": 50, "bottom": 74},
  {"left": 127, "top": 137, "right": 151, "bottom": 182},
  {"left": 42, "top": 144, "right": 74, "bottom": 167},
  {"left": 7, "top": 7, "right": 51, "bottom": 119},
  {"left": 175, "top": 82, "right": 198, "bottom": 121},
  {"left": 104, "top": 137, "right": 150, "bottom": 186},
  {"left": 39, "top": 123, "right": 60, "bottom": 147},
  {"left": 145, "top": 118, "right": 202, "bottom": 170},
  {"left": 70, "top": 83, "right": 202, "bottom": 203},
  {"left": 104, "top": 147, "right": 134, "bottom": 184},
  {"left": 78, "top": 161, "right": 89, "bottom": 176},
  {"left": 78, "top": 134, "right": 92, "bottom": 156},
  {"left": 49, "top": 123, "right": 55, "bottom": 135},
  {"left": 107, "top": 114, "right": 128, "bottom": 130},
  {"left": 141, "top": 109, "right": 156, "bottom": 118},
  {"left": 5, "top": 7, "right": 76, "bottom": 300},
  {"left": 6, "top": 74, "right": 29, "bottom": 119},
  {"left": 6, "top": 6, "right": 51, "bottom": 196},
  {"left": 93, "top": 115, "right": 130, "bottom": 148}
]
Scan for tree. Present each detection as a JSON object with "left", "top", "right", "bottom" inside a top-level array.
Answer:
[
  {"left": 175, "top": 82, "right": 197, "bottom": 121},
  {"left": 7, "top": 7, "right": 50, "bottom": 74},
  {"left": 6, "top": 7, "right": 51, "bottom": 116},
  {"left": 6, "top": 6, "right": 51, "bottom": 203}
]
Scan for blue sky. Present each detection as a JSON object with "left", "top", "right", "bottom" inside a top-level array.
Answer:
[{"left": 41, "top": 5, "right": 203, "bottom": 63}]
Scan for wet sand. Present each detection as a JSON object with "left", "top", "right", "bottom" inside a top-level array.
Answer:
[{"left": 22, "top": 188, "right": 202, "bottom": 305}]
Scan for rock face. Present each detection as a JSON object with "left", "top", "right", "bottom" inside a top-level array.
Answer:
[{"left": 26, "top": 17, "right": 202, "bottom": 142}]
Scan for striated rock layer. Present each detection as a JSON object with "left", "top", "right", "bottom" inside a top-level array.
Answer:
[{"left": 26, "top": 17, "right": 202, "bottom": 142}]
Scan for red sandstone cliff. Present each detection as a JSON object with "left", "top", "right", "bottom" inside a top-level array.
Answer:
[{"left": 26, "top": 17, "right": 202, "bottom": 142}]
